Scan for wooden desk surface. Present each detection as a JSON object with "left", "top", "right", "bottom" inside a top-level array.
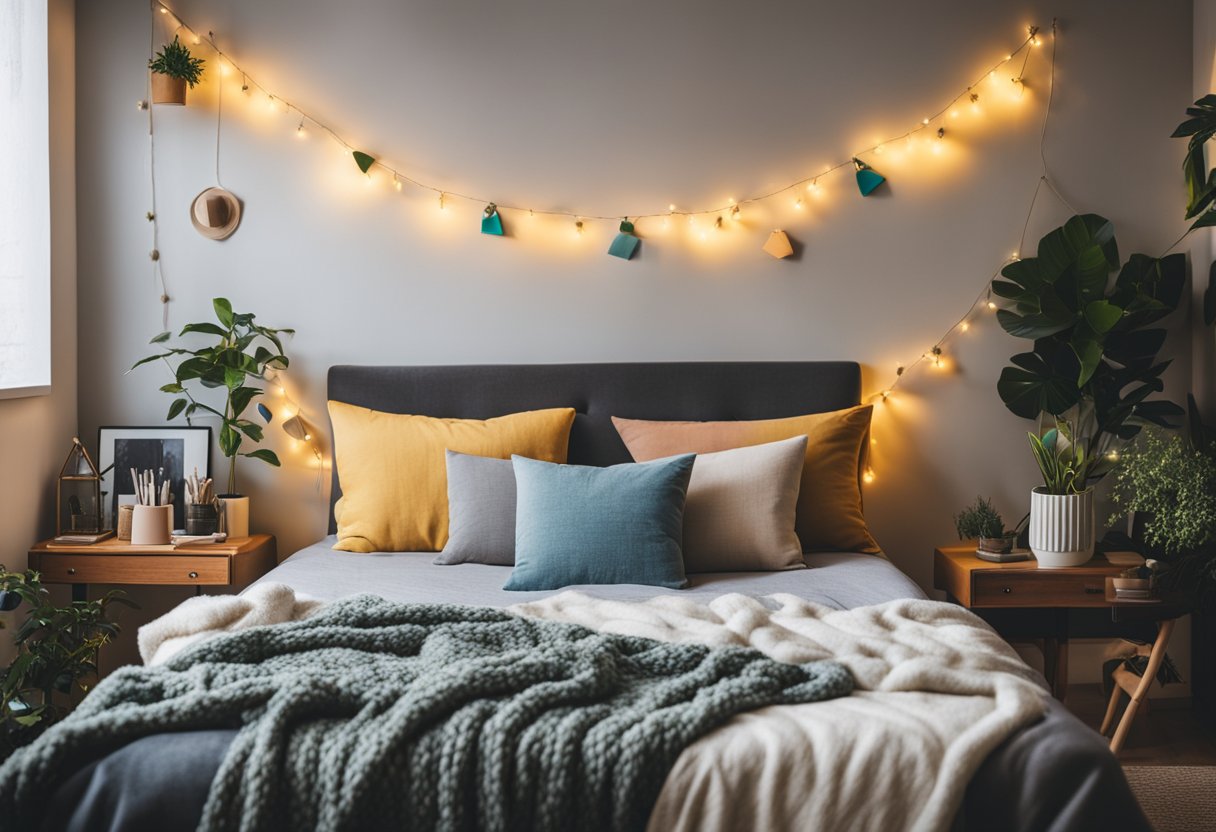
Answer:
[
  {"left": 934, "top": 545, "right": 1125, "bottom": 609},
  {"left": 28, "top": 534, "right": 277, "bottom": 589}
]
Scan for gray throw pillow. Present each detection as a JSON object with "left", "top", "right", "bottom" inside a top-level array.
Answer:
[{"left": 434, "top": 450, "right": 517, "bottom": 565}]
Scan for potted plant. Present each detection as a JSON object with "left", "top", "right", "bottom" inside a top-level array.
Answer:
[
  {"left": 0, "top": 568, "right": 132, "bottom": 757},
  {"left": 993, "top": 214, "right": 1187, "bottom": 566},
  {"left": 1025, "top": 421, "right": 1099, "bottom": 567},
  {"left": 954, "top": 496, "right": 1017, "bottom": 555},
  {"left": 1108, "top": 401, "right": 1216, "bottom": 605},
  {"left": 132, "top": 298, "right": 292, "bottom": 537},
  {"left": 147, "top": 35, "right": 205, "bottom": 105}
]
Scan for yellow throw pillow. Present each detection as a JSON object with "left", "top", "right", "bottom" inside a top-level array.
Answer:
[
  {"left": 329, "top": 402, "right": 575, "bottom": 553},
  {"left": 612, "top": 405, "right": 880, "bottom": 554}
]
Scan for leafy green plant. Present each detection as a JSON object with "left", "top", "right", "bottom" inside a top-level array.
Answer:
[
  {"left": 147, "top": 35, "right": 206, "bottom": 87},
  {"left": 1171, "top": 97, "right": 1216, "bottom": 326},
  {"left": 132, "top": 298, "right": 292, "bottom": 495},
  {"left": 994, "top": 214, "right": 1185, "bottom": 474},
  {"left": 0, "top": 569, "right": 133, "bottom": 755},
  {"left": 1028, "top": 421, "right": 1095, "bottom": 495},
  {"left": 954, "top": 496, "right": 1009, "bottom": 540},
  {"left": 1109, "top": 429, "right": 1216, "bottom": 555}
]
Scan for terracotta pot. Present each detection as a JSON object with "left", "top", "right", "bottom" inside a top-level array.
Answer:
[
  {"left": 1029, "top": 487, "right": 1095, "bottom": 568},
  {"left": 151, "top": 73, "right": 186, "bottom": 105}
]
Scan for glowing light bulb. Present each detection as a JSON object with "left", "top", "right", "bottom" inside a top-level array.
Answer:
[
  {"left": 794, "top": 196, "right": 804, "bottom": 210},
  {"left": 874, "top": 144, "right": 885, "bottom": 155},
  {"left": 303, "top": 433, "right": 312, "bottom": 441},
  {"left": 528, "top": 208, "right": 535, "bottom": 219},
  {"left": 574, "top": 218, "right": 584, "bottom": 237},
  {"left": 1011, "top": 252, "right": 1020, "bottom": 261},
  {"left": 668, "top": 204, "right": 677, "bottom": 213},
  {"left": 730, "top": 204, "right": 741, "bottom": 222},
  {"left": 438, "top": 192, "right": 447, "bottom": 211},
  {"left": 960, "top": 321, "right": 970, "bottom": 332},
  {"left": 159, "top": 5, "right": 168, "bottom": 12},
  {"left": 277, "top": 385, "right": 286, "bottom": 396},
  {"left": 394, "top": 177, "right": 403, "bottom": 191},
  {"left": 192, "top": 34, "right": 202, "bottom": 45},
  {"left": 987, "top": 300, "right": 998, "bottom": 310},
  {"left": 880, "top": 390, "right": 891, "bottom": 401},
  {"left": 988, "top": 70, "right": 996, "bottom": 80},
  {"left": 1106, "top": 450, "right": 1120, "bottom": 461},
  {"left": 950, "top": 109, "right": 959, "bottom": 119},
  {"left": 295, "top": 120, "right": 306, "bottom": 139},
  {"left": 266, "top": 95, "right": 277, "bottom": 112},
  {"left": 922, "top": 117, "right": 930, "bottom": 125},
  {"left": 862, "top": 468, "right": 876, "bottom": 484},
  {"left": 219, "top": 62, "right": 231, "bottom": 77}
]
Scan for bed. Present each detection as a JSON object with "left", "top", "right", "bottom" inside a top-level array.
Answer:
[{"left": 39, "top": 363, "right": 1147, "bottom": 831}]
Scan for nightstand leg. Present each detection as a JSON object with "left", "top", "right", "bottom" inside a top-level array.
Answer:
[
  {"left": 1110, "top": 618, "right": 1176, "bottom": 754},
  {"left": 72, "top": 584, "right": 87, "bottom": 603},
  {"left": 1042, "top": 637, "right": 1070, "bottom": 701}
]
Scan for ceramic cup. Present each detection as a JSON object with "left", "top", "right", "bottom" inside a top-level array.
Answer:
[
  {"left": 130, "top": 504, "right": 173, "bottom": 546},
  {"left": 218, "top": 495, "right": 249, "bottom": 539}
]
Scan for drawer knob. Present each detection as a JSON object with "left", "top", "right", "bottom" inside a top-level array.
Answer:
[
  {"left": 1002, "top": 587, "right": 1012, "bottom": 594},
  {"left": 188, "top": 571, "right": 199, "bottom": 579},
  {"left": 67, "top": 568, "right": 76, "bottom": 576}
]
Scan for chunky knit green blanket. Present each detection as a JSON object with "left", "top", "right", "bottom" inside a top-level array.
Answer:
[{"left": 0, "top": 595, "right": 852, "bottom": 832}]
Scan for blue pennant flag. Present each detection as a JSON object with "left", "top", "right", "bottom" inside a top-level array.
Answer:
[
  {"left": 853, "top": 158, "right": 885, "bottom": 196},
  {"left": 481, "top": 203, "right": 504, "bottom": 236}
]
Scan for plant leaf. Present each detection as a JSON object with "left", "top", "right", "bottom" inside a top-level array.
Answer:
[
  {"left": 243, "top": 448, "right": 281, "bottom": 466},
  {"left": 1083, "top": 300, "right": 1123, "bottom": 333},
  {"left": 213, "top": 298, "right": 234, "bottom": 329},
  {"left": 149, "top": 331, "right": 171, "bottom": 344},
  {"left": 179, "top": 322, "right": 229, "bottom": 338},
  {"left": 166, "top": 399, "right": 187, "bottom": 421}
]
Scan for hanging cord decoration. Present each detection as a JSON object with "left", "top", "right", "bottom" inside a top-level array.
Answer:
[
  {"left": 145, "top": 0, "right": 172, "bottom": 330},
  {"left": 149, "top": 1, "right": 1040, "bottom": 227}
]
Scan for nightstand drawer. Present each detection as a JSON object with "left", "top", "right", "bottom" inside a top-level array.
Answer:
[
  {"left": 35, "top": 555, "right": 230, "bottom": 586},
  {"left": 973, "top": 571, "right": 1109, "bottom": 607}
]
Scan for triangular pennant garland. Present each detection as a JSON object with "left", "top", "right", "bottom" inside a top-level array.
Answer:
[
  {"left": 853, "top": 158, "right": 885, "bottom": 196},
  {"left": 762, "top": 230, "right": 794, "bottom": 259},
  {"left": 352, "top": 150, "right": 376, "bottom": 174},
  {"left": 481, "top": 203, "right": 504, "bottom": 236},
  {"left": 607, "top": 219, "right": 640, "bottom": 260}
]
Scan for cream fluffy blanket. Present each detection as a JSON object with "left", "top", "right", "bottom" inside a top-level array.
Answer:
[{"left": 139, "top": 586, "right": 1046, "bottom": 832}]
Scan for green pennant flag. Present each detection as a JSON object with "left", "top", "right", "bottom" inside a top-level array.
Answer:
[{"left": 352, "top": 151, "right": 376, "bottom": 174}]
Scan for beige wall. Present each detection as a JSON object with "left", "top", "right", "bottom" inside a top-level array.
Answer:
[
  {"left": 0, "top": 0, "right": 77, "bottom": 663},
  {"left": 72, "top": 1, "right": 1199, "bottom": 681}
]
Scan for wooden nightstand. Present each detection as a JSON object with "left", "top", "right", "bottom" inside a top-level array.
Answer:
[
  {"left": 934, "top": 546, "right": 1165, "bottom": 702},
  {"left": 28, "top": 534, "right": 277, "bottom": 601}
]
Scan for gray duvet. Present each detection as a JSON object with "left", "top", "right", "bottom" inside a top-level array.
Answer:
[{"left": 43, "top": 540, "right": 1149, "bottom": 832}]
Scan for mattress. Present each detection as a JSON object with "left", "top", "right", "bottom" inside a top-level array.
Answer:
[
  {"left": 42, "top": 542, "right": 1149, "bottom": 832},
  {"left": 248, "top": 535, "right": 927, "bottom": 608}
]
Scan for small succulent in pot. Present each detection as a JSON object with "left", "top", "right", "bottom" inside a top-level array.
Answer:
[{"left": 954, "top": 496, "right": 1016, "bottom": 554}]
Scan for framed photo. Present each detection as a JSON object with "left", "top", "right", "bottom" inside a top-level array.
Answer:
[{"left": 98, "top": 426, "right": 211, "bottom": 532}]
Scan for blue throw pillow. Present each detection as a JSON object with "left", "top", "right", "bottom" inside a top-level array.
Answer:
[{"left": 504, "top": 454, "right": 696, "bottom": 591}]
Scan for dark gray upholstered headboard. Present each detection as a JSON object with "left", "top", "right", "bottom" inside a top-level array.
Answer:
[{"left": 326, "top": 362, "right": 861, "bottom": 533}]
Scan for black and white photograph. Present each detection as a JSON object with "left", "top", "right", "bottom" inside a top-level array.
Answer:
[{"left": 97, "top": 426, "right": 211, "bottom": 531}]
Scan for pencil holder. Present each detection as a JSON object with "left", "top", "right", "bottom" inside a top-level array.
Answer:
[
  {"left": 130, "top": 505, "right": 172, "bottom": 546},
  {"left": 185, "top": 503, "right": 218, "bottom": 536}
]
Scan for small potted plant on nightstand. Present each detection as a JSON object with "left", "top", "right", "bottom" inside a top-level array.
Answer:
[
  {"left": 1027, "top": 420, "right": 1098, "bottom": 568},
  {"left": 954, "top": 496, "right": 1021, "bottom": 562},
  {"left": 147, "top": 35, "right": 205, "bottom": 105},
  {"left": 132, "top": 298, "right": 292, "bottom": 538}
]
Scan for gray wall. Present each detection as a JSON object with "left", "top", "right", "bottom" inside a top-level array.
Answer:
[{"left": 75, "top": 2, "right": 1197, "bottom": 679}]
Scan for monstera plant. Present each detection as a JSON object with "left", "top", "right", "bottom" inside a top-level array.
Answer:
[{"left": 993, "top": 214, "right": 1185, "bottom": 472}]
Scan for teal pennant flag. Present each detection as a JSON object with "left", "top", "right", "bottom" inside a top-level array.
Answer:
[
  {"left": 482, "top": 203, "right": 504, "bottom": 236},
  {"left": 608, "top": 219, "right": 640, "bottom": 260}
]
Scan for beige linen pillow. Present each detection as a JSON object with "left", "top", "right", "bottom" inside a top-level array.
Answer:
[{"left": 682, "top": 435, "right": 808, "bottom": 572}]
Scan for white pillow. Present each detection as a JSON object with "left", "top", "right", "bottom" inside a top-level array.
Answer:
[{"left": 682, "top": 435, "right": 808, "bottom": 572}]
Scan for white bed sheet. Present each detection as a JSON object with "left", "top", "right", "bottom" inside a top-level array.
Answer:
[{"left": 250, "top": 535, "right": 927, "bottom": 609}]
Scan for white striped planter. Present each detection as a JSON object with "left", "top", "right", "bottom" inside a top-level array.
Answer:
[{"left": 1029, "top": 487, "right": 1095, "bottom": 568}]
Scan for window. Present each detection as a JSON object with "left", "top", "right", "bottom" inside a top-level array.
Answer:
[{"left": 0, "top": 1, "right": 51, "bottom": 398}]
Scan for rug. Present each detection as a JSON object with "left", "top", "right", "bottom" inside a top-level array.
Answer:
[{"left": 1123, "top": 766, "right": 1216, "bottom": 832}]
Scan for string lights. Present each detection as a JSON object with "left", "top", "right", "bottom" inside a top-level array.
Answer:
[
  {"left": 146, "top": 2, "right": 1061, "bottom": 484},
  {"left": 148, "top": 0, "right": 1040, "bottom": 257}
]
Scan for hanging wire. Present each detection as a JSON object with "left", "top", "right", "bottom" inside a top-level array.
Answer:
[
  {"left": 147, "top": 0, "right": 170, "bottom": 330},
  {"left": 151, "top": 0, "right": 1037, "bottom": 222}
]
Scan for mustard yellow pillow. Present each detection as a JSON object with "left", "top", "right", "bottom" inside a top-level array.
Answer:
[
  {"left": 612, "top": 405, "right": 880, "bottom": 554},
  {"left": 329, "top": 402, "right": 575, "bottom": 553}
]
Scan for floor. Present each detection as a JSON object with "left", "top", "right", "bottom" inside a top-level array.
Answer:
[{"left": 1065, "top": 683, "right": 1216, "bottom": 765}]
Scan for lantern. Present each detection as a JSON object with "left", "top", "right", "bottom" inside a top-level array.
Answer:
[{"left": 56, "top": 437, "right": 103, "bottom": 538}]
